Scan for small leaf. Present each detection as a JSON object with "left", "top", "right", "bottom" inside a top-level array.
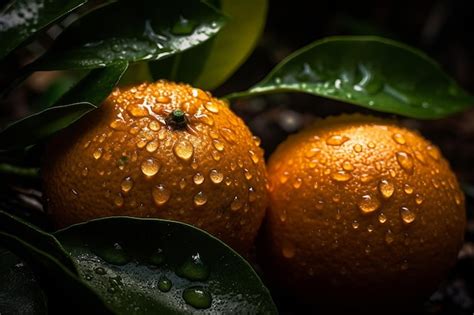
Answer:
[
  {"left": 226, "top": 36, "right": 474, "bottom": 119},
  {"left": 0, "top": 247, "right": 47, "bottom": 315},
  {"left": 151, "top": 0, "right": 267, "bottom": 90},
  {"left": 0, "top": 0, "right": 87, "bottom": 60},
  {"left": 55, "top": 217, "right": 278, "bottom": 314},
  {"left": 33, "top": 0, "right": 226, "bottom": 70},
  {"left": 56, "top": 62, "right": 128, "bottom": 105},
  {"left": 0, "top": 102, "right": 96, "bottom": 151}
]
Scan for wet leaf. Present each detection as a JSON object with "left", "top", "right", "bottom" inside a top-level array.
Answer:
[
  {"left": 55, "top": 217, "right": 278, "bottom": 314},
  {"left": 226, "top": 36, "right": 474, "bottom": 119},
  {"left": 33, "top": 0, "right": 226, "bottom": 70}
]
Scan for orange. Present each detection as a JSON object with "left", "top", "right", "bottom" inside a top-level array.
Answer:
[
  {"left": 261, "top": 114, "right": 465, "bottom": 311},
  {"left": 42, "top": 81, "right": 268, "bottom": 253}
]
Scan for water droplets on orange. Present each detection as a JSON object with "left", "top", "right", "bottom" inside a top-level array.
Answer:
[
  {"left": 331, "top": 170, "right": 352, "bottom": 182},
  {"left": 209, "top": 169, "right": 224, "bottom": 184},
  {"left": 326, "top": 135, "right": 350, "bottom": 146},
  {"left": 358, "top": 194, "right": 380, "bottom": 214},
  {"left": 121, "top": 176, "right": 134, "bottom": 193},
  {"left": 392, "top": 133, "right": 406, "bottom": 144},
  {"left": 141, "top": 158, "right": 160, "bottom": 176},
  {"left": 173, "top": 139, "right": 194, "bottom": 161},
  {"left": 194, "top": 191, "right": 207, "bottom": 206},
  {"left": 193, "top": 173, "right": 205, "bottom": 185},
  {"left": 378, "top": 179, "right": 394, "bottom": 199},
  {"left": 400, "top": 206, "right": 416, "bottom": 224},
  {"left": 396, "top": 151, "right": 414, "bottom": 174},
  {"left": 152, "top": 184, "right": 171, "bottom": 206}
]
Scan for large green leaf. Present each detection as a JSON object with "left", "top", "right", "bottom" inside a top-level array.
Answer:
[
  {"left": 0, "top": 247, "right": 47, "bottom": 315},
  {"left": 226, "top": 36, "right": 474, "bottom": 119},
  {"left": 0, "top": 63, "right": 127, "bottom": 151},
  {"left": 32, "top": 0, "right": 226, "bottom": 70},
  {"left": 0, "top": 0, "right": 87, "bottom": 60},
  {"left": 150, "top": 0, "right": 267, "bottom": 90},
  {"left": 0, "top": 102, "right": 95, "bottom": 151},
  {"left": 55, "top": 217, "right": 278, "bottom": 314}
]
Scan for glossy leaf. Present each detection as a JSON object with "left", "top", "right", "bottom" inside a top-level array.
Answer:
[
  {"left": 33, "top": 0, "right": 226, "bottom": 70},
  {"left": 0, "top": 247, "right": 47, "bottom": 315},
  {"left": 0, "top": 0, "right": 87, "bottom": 60},
  {"left": 151, "top": 0, "right": 267, "bottom": 90},
  {"left": 226, "top": 36, "right": 474, "bottom": 119},
  {"left": 0, "top": 102, "right": 95, "bottom": 151},
  {"left": 55, "top": 217, "right": 278, "bottom": 314}
]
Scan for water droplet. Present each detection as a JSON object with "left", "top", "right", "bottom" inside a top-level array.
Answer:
[
  {"left": 415, "top": 193, "right": 424, "bottom": 205},
  {"left": 152, "top": 184, "right": 171, "bottom": 206},
  {"left": 396, "top": 151, "right": 414, "bottom": 174},
  {"left": 400, "top": 206, "right": 416, "bottom": 224},
  {"left": 378, "top": 179, "right": 394, "bottom": 199},
  {"left": 352, "top": 220, "right": 359, "bottom": 229},
  {"left": 121, "top": 176, "right": 134, "bottom": 193},
  {"left": 110, "top": 119, "right": 127, "bottom": 130},
  {"left": 230, "top": 196, "right": 243, "bottom": 211},
  {"left": 83, "top": 140, "right": 91, "bottom": 148},
  {"left": 326, "top": 135, "right": 350, "bottom": 146},
  {"left": 220, "top": 128, "right": 236, "bottom": 143},
  {"left": 342, "top": 161, "right": 354, "bottom": 171},
  {"left": 173, "top": 139, "right": 194, "bottom": 161},
  {"left": 392, "top": 133, "right": 406, "bottom": 144},
  {"left": 385, "top": 229, "right": 394, "bottom": 244},
  {"left": 248, "top": 150, "right": 259, "bottom": 164},
  {"left": 94, "top": 242, "right": 130, "bottom": 265},
  {"left": 149, "top": 248, "right": 165, "bottom": 266},
  {"left": 331, "top": 170, "right": 352, "bottom": 182},
  {"left": 149, "top": 120, "right": 160, "bottom": 131},
  {"left": 194, "top": 192, "right": 207, "bottom": 206},
  {"left": 177, "top": 253, "right": 209, "bottom": 281},
  {"left": 209, "top": 169, "right": 223, "bottom": 184},
  {"left": 146, "top": 141, "right": 159, "bottom": 153},
  {"left": 158, "top": 275, "right": 172, "bottom": 292},
  {"left": 204, "top": 101, "right": 219, "bottom": 113},
  {"left": 157, "top": 96, "right": 170, "bottom": 103},
  {"left": 293, "top": 178, "right": 303, "bottom": 189},
  {"left": 114, "top": 194, "right": 124, "bottom": 207},
  {"left": 212, "top": 139, "right": 224, "bottom": 151},
  {"left": 353, "top": 144, "right": 363, "bottom": 153},
  {"left": 454, "top": 193, "right": 463, "bottom": 206},
  {"left": 358, "top": 194, "right": 380, "bottom": 214},
  {"left": 93, "top": 148, "right": 103, "bottom": 159},
  {"left": 141, "top": 158, "right": 160, "bottom": 176},
  {"left": 280, "top": 172, "right": 289, "bottom": 184},
  {"left": 426, "top": 146, "right": 440, "bottom": 161},
  {"left": 81, "top": 167, "right": 88, "bottom": 177},
  {"left": 248, "top": 187, "right": 257, "bottom": 202},
  {"left": 282, "top": 241, "right": 295, "bottom": 258},
  {"left": 378, "top": 213, "right": 387, "bottom": 223},
  {"left": 94, "top": 267, "right": 106, "bottom": 275},
  {"left": 253, "top": 136, "right": 261, "bottom": 146},
  {"left": 403, "top": 184, "right": 414, "bottom": 195},
  {"left": 244, "top": 169, "right": 253, "bottom": 180},
  {"left": 368, "top": 142, "right": 376, "bottom": 148},
  {"left": 171, "top": 15, "right": 196, "bottom": 35},
  {"left": 193, "top": 173, "right": 205, "bottom": 185},
  {"left": 367, "top": 225, "right": 374, "bottom": 232},
  {"left": 182, "top": 286, "right": 212, "bottom": 309}
]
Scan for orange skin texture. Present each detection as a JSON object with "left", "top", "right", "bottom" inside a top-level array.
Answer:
[
  {"left": 42, "top": 81, "right": 267, "bottom": 253},
  {"left": 262, "top": 114, "right": 465, "bottom": 310}
]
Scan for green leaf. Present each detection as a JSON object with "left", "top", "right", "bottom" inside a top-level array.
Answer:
[
  {"left": 0, "top": 0, "right": 87, "bottom": 60},
  {"left": 56, "top": 62, "right": 128, "bottom": 105},
  {"left": 0, "top": 247, "right": 47, "bottom": 315},
  {"left": 33, "top": 0, "right": 226, "bottom": 70},
  {"left": 226, "top": 36, "right": 474, "bottom": 119},
  {"left": 55, "top": 217, "right": 278, "bottom": 314},
  {"left": 150, "top": 0, "right": 267, "bottom": 90},
  {"left": 0, "top": 102, "right": 95, "bottom": 151}
]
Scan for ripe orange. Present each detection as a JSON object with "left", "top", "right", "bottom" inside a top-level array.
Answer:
[
  {"left": 42, "top": 81, "right": 268, "bottom": 253},
  {"left": 261, "top": 114, "right": 465, "bottom": 310}
]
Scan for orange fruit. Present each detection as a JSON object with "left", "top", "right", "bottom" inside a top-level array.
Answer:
[
  {"left": 261, "top": 114, "right": 465, "bottom": 310},
  {"left": 42, "top": 81, "right": 267, "bottom": 253}
]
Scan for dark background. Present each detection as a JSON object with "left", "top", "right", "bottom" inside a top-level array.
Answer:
[{"left": 1, "top": 1, "right": 474, "bottom": 314}]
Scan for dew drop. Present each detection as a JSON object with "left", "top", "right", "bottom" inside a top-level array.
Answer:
[
  {"left": 342, "top": 161, "right": 354, "bottom": 171},
  {"left": 204, "top": 101, "right": 219, "bottom": 113},
  {"left": 358, "top": 194, "right": 380, "bottom": 214},
  {"left": 326, "top": 135, "right": 350, "bottom": 146},
  {"left": 400, "top": 206, "right": 416, "bottom": 224},
  {"left": 378, "top": 213, "right": 387, "bottom": 223},
  {"left": 149, "top": 248, "right": 165, "bottom": 266},
  {"left": 378, "top": 179, "right": 394, "bottom": 199},
  {"left": 152, "top": 184, "right": 171, "bottom": 206},
  {"left": 114, "top": 194, "right": 124, "bottom": 207},
  {"left": 253, "top": 136, "right": 261, "bottom": 146},
  {"left": 173, "top": 139, "right": 194, "bottom": 161},
  {"left": 93, "top": 148, "right": 103, "bottom": 159},
  {"left": 121, "top": 176, "right": 134, "bottom": 193},
  {"left": 244, "top": 169, "right": 253, "bottom": 180},
  {"left": 248, "top": 150, "right": 259, "bottom": 164},
  {"left": 182, "top": 286, "right": 212, "bottom": 309},
  {"left": 212, "top": 139, "right": 224, "bottom": 152},
  {"left": 392, "top": 133, "right": 406, "bottom": 144},
  {"left": 414, "top": 151, "right": 426, "bottom": 164},
  {"left": 248, "top": 187, "right": 257, "bottom": 202},
  {"left": 157, "top": 96, "right": 170, "bottom": 103},
  {"left": 194, "top": 192, "right": 207, "bottom": 206},
  {"left": 94, "top": 242, "right": 130, "bottom": 265},
  {"left": 415, "top": 193, "right": 424, "bottom": 205},
  {"left": 94, "top": 267, "right": 106, "bottom": 275},
  {"left": 149, "top": 120, "right": 160, "bottom": 131},
  {"left": 353, "top": 144, "right": 363, "bottom": 153},
  {"left": 396, "top": 151, "right": 414, "bottom": 174},
  {"left": 352, "top": 220, "right": 359, "bottom": 229},
  {"left": 211, "top": 150, "right": 220, "bottom": 161},
  {"left": 230, "top": 196, "right": 243, "bottom": 211},
  {"left": 280, "top": 172, "right": 289, "bottom": 184},
  {"left": 177, "top": 253, "right": 209, "bottom": 281},
  {"left": 403, "top": 184, "right": 414, "bottom": 195},
  {"left": 367, "top": 225, "right": 374, "bottom": 232},
  {"left": 158, "top": 275, "right": 172, "bottom": 292},
  {"left": 209, "top": 169, "right": 223, "bottom": 184},
  {"left": 141, "top": 158, "right": 160, "bottom": 176},
  {"left": 293, "top": 178, "right": 303, "bottom": 189},
  {"left": 193, "top": 173, "right": 205, "bottom": 185},
  {"left": 385, "top": 229, "right": 394, "bottom": 244},
  {"left": 426, "top": 145, "right": 440, "bottom": 161},
  {"left": 81, "top": 167, "right": 88, "bottom": 177},
  {"left": 331, "top": 170, "right": 352, "bottom": 182},
  {"left": 368, "top": 142, "right": 376, "bottom": 148},
  {"left": 146, "top": 141, "right": 159, "bottom": 153},
  {"left": 110, "top": 119, "right": 127, "bottom": 130}
]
